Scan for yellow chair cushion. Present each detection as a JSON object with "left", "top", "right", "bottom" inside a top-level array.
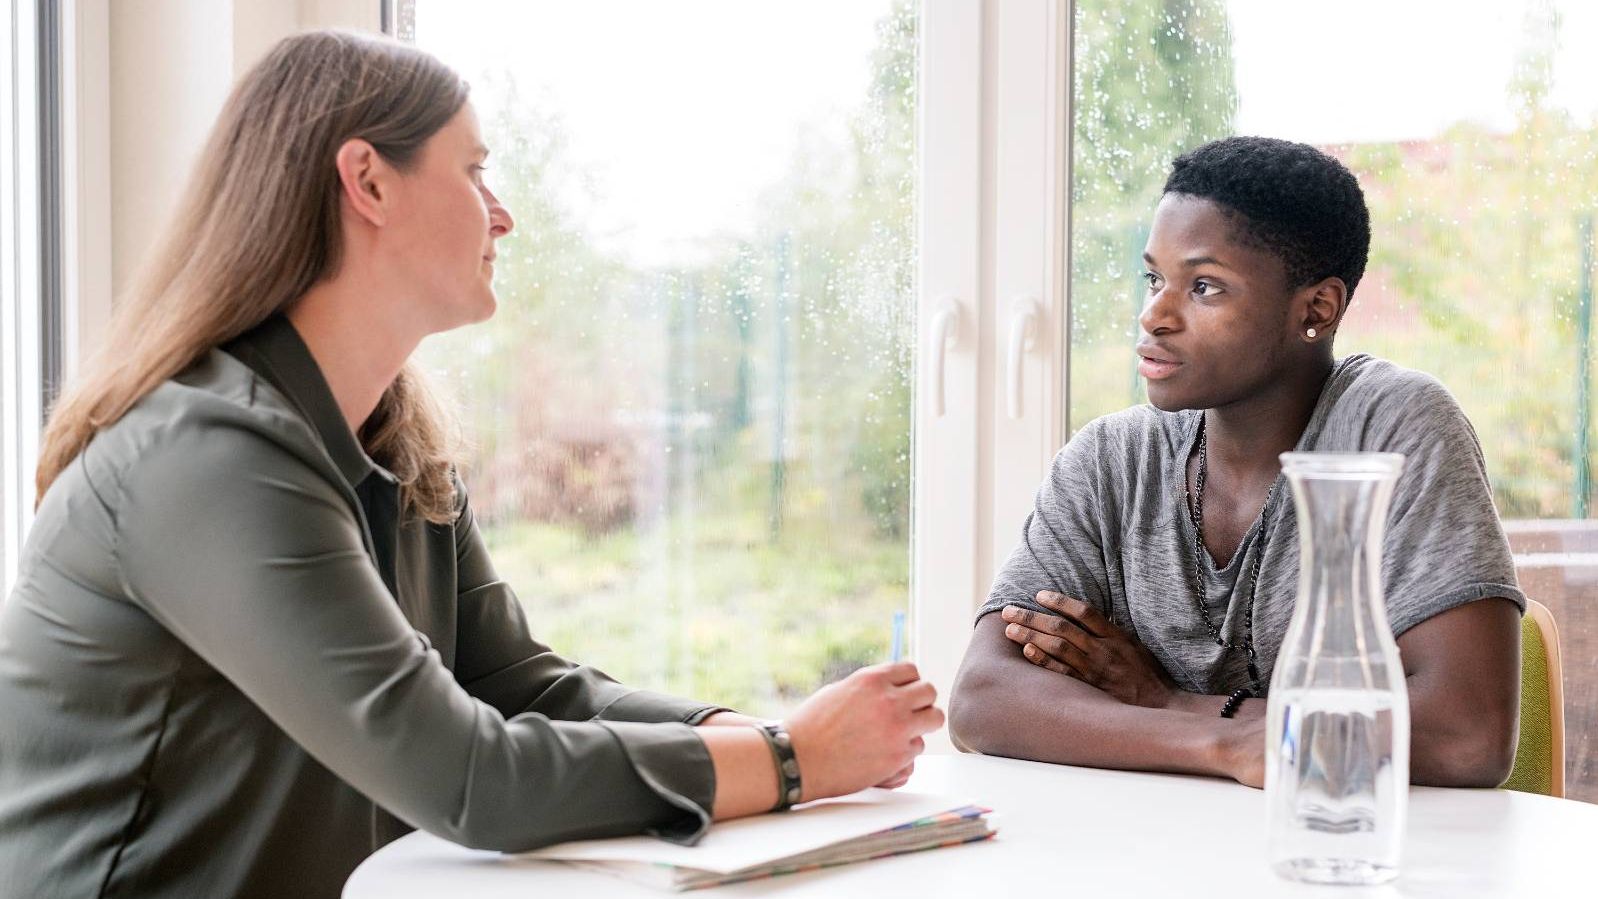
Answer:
[{"left": 1503, "top": 615, "right": 1553, "bottom": 795}]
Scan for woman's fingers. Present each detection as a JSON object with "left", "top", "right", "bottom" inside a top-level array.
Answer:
[
  {"left": 897, "top": 679, "right": 938, "bottom": 710},
  {"left": 875, "top": 761, "right": 915, "bottom": 789},
  {"left": 909, "top": 704, "right": 945, "bottom": 735},
  {"left": 877, "top": 660, "right": 921, "bottom": 686},
  {"left": 787, "top": 660, "right": 946, "bottom": 801}
]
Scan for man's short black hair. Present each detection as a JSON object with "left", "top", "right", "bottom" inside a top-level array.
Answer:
[{"left": 1163, "top": 136, "right": 1371, "bottom": 299}]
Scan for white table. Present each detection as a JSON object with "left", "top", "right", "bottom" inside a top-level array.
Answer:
[{"left": 345, "top": 753, "right": 1598, "bottom": 897}]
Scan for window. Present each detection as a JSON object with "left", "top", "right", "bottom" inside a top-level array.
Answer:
[
  {"left": 1068, "top": 0, "right": 1598, "bottom": 799},
  {"left": 1, "top": 0, "right": 52, "bottom": 594},
  {"left": 407, "top": 1, "right": 922, "bottom": 715},
  {"left": 399, "top": 1, "right": 1588, "bottom": 778}
]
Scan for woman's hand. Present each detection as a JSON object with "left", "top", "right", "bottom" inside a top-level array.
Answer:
[
  {"left": 699, "top": 709, "right": 914, "bottom": 789},
  {"left": 1000, "top": 592, "right": 1181, "bottom": 709},
  {"left": 784, "top": 661, "right": 943, "bottom": 802}
]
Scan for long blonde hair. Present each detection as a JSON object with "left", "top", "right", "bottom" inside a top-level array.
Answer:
[{"left": 37, "top": 30, "right": 465, "bottom": 523}]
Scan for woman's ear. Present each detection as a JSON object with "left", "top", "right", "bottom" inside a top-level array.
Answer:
[
  {"left": 1299, "top": 277, "right": 1348, "bottom": 341},
  {"left": 333, "top": 138, "right": 388, "bottom": 228}
]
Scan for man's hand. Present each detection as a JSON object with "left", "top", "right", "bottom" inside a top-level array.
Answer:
[
  {"left": 1217, "top": 713, "right": 1266, "bottom": 789},
  {"left": 1000, "top": 592, "right": 1182, "bottom": 710}
]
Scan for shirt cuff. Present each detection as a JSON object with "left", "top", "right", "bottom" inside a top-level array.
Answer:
[
  {"left": 596, "top": 720, "right": 716, "bottom": 845},
  {"left": 595, "top": 688, "right": 729, "bottom": 726},
  {"left": 1390, "top": 583, "right": 1528, "bottom": 638}
]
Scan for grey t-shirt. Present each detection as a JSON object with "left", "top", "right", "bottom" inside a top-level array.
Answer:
[{"left": 979, "top": 354, "right": 1527, "bottom": 696}]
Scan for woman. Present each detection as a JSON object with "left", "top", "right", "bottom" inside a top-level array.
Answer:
[
  {"left": 0, "top": 31, "right": 940, "bottom": 898},
  {"left": 949, "top": 136, "right": 1523, "bottom": 788}
]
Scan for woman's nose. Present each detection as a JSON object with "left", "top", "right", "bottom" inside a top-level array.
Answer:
[{"left": 486, "top": 188, "right": 514, "bottom": 238}]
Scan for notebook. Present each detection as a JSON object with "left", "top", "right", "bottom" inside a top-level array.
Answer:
[{"left": 515, "top": 789, "right": 996, "bottom": 891}]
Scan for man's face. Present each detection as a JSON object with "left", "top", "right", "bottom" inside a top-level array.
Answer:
[{"left": 1136, "top": 193, "right": 1298, "bottom": 412}]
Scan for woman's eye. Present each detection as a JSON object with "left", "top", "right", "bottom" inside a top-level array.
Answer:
[
  {"left": 1193, "top": 280, "right": 1221, "bottom": 297},
  {"left": 1142, "top": 272, "right": 1161, "bottom": 291}
]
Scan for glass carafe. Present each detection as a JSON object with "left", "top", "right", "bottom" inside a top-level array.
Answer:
[{"left": 1266, "top": 452, "right": 1410, "bottom": 886}]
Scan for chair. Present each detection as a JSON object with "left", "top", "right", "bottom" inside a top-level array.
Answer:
[{"left": 1503, "top": 599, "right": 1565, "bottom": 797}]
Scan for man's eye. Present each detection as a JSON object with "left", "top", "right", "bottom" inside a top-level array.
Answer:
[{"left": 1193, "top": 280, "right": 1221, "bottom": 297}]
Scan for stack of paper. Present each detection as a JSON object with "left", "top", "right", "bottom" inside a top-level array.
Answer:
[{"left": 517, "top": 789, "right": 996, "bottom": 891}]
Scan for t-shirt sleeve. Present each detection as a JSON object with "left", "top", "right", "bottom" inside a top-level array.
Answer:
[
  {"left": 977, "top": 419, "right": 1115, "bottom": 623},
  {"left": 1369, "top": 373, "right": 1527, "bottom": 636}
]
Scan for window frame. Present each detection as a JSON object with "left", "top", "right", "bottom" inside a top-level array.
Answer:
[
  {"left": 914, "top": 0, "right": 1074, "bottom": 739},
  {"left": 2, "top": 0, "right": 61, "bottom": 594}
]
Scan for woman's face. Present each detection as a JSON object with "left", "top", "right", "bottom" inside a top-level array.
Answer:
[
  {"left": 1135, "top": 193, "right": 1300, "bottom": 412},
  {"left": 390, "top": 102, "right": 514, "bottom": 332}
]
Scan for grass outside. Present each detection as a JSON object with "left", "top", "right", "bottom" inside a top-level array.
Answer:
[{"left": 480, "top": 499, "right": 909, "bottom": 717}]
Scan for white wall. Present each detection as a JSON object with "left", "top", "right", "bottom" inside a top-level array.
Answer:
[
  {"left": 63, "top": 0, "right": 111, "bottom": 378},
  {"left": 107, "top": 0, "right": 233, "bottom": 298},
  {"left": 233, "top": 1, "right": 300, "bottom": 82},
  {"left": 70, "top": 0, "right": 382, "bottom": 367},
  {"left": 299, "top": 0, "right": 382, "bottom": 32}
]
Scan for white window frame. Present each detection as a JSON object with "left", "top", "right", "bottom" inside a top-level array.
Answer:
[
  {"left": 911, "top": 0, "right": 984, "bottom": 739},
  {"left": 2, "top": 0, "right": 47, "bottom": 593},
  {"left": 914, "top": 0, "right": 1068, "bottom": 737}
]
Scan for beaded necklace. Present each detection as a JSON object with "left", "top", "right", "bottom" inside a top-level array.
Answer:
[{"left": 1186, "top": 417, "right": 1276, "bottom": 697}]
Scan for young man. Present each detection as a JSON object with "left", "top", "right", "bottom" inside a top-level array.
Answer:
[{"left": 949, "top": 136, "right": 1524, "bottom": 788}]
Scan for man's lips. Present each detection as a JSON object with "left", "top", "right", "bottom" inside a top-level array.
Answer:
[{"left": 1136, "top": 346, "right": 1181, "bottom": 380}]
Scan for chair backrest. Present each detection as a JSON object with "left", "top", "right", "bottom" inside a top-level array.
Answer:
[{"left": 1503, "top": 599, "right": 1565, "bottom": 797}]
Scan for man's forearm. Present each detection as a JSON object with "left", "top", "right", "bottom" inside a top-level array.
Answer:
[
  {"left": 1166, "top": 690, "right": 1265, "bottom": 720},
  {"left": 1393, "top": 598, "right": 1522, "bottom": 788},
  {"left": 951, "top": 618, "right": 1254, "bottom": 780},
  {"left": 1406, "top": 670, "right": 1518, "bottom": 788}
]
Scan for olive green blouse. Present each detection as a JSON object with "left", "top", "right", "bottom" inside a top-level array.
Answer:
[{"left": 0, "top": 317, "right": 721, "bottom": 898}]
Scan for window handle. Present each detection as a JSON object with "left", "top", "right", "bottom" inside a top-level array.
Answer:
[
  {"left": 928, "top": 300, "right": 962, "bottom": 418},
  {"left": 1007, "top": 299, "right": 1039, "bottom": 419}
]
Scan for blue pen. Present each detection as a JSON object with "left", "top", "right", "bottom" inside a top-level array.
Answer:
[{"left": 890, "top": 611, "right": 906, "bottom": 662}]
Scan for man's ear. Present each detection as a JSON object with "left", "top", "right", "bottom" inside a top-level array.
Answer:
[
  {"left": 1298, "top": 276, "right": 1348, "bottom": 340},
  {"left": 333, "top": 138, "right": 389, "bottom": 228}
]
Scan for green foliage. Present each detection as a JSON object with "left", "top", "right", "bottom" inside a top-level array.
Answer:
[
  {"left": 1069, "top": 0, "right": 1237, "bottom": 427},
  {"left": 1064, "top": 2, "right": 1598, "bottom": 520},
  {"left": 418, "top": 3, "right": 917, "bottom": 713},
  {"left": 1336, "top": 108, "right": 1598, "bottom": 517},
  {"left": 481, "top": 470, "right": 907, "bottom": 714}
]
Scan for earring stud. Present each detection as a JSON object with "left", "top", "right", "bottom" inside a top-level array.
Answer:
[{"left": 1306, "top": 327, "right": 1318, "bottom": 339}]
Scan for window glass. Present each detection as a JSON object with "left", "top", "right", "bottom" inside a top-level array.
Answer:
[
  {"left": 410, "top": 1, "right": 917, "bottom": 715},
  {"left": 1070, "top": 0, "right": 1598, "bottom": 800}
]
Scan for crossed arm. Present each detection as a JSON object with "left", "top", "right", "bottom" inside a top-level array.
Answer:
[{"left": 948, "top": 591, "right": 1521, "bottom": 788}]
